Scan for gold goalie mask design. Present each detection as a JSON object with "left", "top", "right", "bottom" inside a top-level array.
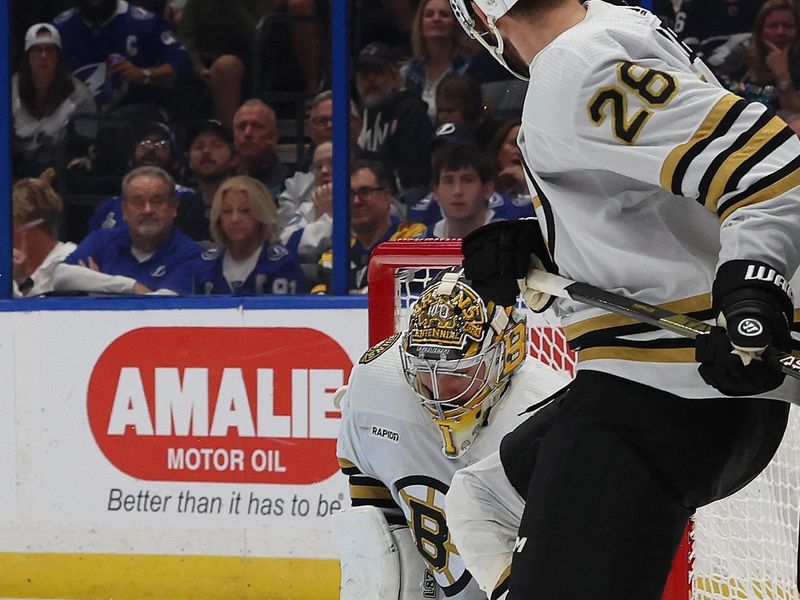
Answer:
[{"left": 400, "top": 270, "right": 527, "bottom": 459}]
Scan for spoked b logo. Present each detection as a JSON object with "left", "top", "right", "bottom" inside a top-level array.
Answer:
[{"left": 737, "top": 318, "right": 764, "bottom": 338}]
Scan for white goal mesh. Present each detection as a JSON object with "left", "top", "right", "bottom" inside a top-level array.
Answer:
[{"left": 367, "top": 240, "right": 800, "bottom": 600}]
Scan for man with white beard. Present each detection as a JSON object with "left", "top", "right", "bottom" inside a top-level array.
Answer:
[
  {"left": 355, "top": 41, "right": 435, "bottom": 198},
  {"left": 54, "top": 166, "right": 203, "bottom": 295}
]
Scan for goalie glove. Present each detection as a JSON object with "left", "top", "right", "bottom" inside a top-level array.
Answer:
[
  {"left": 696, "top": 260, "right": 793, "bottom": 396},
  {"left": 462, "top": 218, "right": 554, "bottom": 308}
]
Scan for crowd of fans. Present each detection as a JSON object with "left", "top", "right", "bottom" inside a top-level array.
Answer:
[{"left": 8, "top": 0, "right": 800, "bottom": 297}]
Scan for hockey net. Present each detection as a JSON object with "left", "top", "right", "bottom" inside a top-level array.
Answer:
[{"left": 367, "top": 239, "right": 800, "bottom": 600}]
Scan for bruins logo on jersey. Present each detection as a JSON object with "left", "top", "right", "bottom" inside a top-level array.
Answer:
[
  {"left": 359, "top": 333, "right": 401, "bottom": 364},
  {"left": 407, "top": 284, "right": 486, "bottom": 350},
  {"left": 395, "top": 475, "right": 472, "bottom": 597}
]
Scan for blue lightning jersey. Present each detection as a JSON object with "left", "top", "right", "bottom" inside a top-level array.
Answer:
[
  {"left": 194, "top": 243, "right": 306, "bottom": 295},
  {"left": 53, "top": 1, "right": 192, "bottom": 111},
  {"left": 407, "top": 191, "right": 535, "bottom": 226},
  {"left": 87, "top": 185, "right": 208, "bottom": 241},
  {"left": 66, "top": 226, "right": 203, "bottom": 294}
]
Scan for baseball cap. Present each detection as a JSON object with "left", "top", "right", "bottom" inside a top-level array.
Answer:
[
  {"left": 430, "top": 122, "right": 477, "bottom": 151},
  {"left": 355, "top": 42, "right": 400, "bottom": 70},
  {"left": 24, "top": 23, "right": 61, "bottom": 52},
  {"left": 188, "top": 119, "right": 234, "bottom": 147}
]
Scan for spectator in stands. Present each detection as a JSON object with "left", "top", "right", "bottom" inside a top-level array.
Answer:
[
  {"left": 11, "top": 0, "right": 73, "bottom": 68},
  {"left": 488, "top": 118, "right": 527, "bottom": 197},
  {"left": 233, "top": 99, "right": 289, "bottom": 199},
  {"left": 311, "top": 159, "right": 427, "bottom": 294},
  {"left": 407, "top": 123, "right": 534, "bottom": 227},
  {"left": 428, "top": 142, "right": 506, "bottom": 238},
  {"left": 720, "top": 0, "right": 800, "bottom": 113},
  {"left": 54, "top": 166, "right": 203, "bottom": 295},
  {"left": 279, "top": 141, "right": 334, "bottom": 285},
  {"left": 405, "top": 121, "right": 475, "bottom": 225},
  {"left": 671, "top": 0, "right": 765, "bottom": 63},
  {"left": 177, "top": 0, "right": 270, "bottom": 129},
  {"left": 297, "top": 90, "right": 363, "bottom": 171},
  {"left": 355, "top": 42, "right": 435, "bottom": 200},
  {"left": 401, "top": 0, "right": 472, "bottom": 122},
  {"left": 12, "top": 23, "right": 96, "bottom": 179},
  {"left": 280, "top": 92, "right": 366, "bottom": 221},
  {"left": 194, "top": 176, "right": 305, "bottom": 294},
  {"left": 87, "top": 122, "right": 207, "bottom": 241},
  {"left": 12, "top": 168, "right": 77, "bottom": 297},
  {"left": 185, "top": 119, "right": 237, "bottom": 233},
  {"left": 434, "top": 73, "right": 500, "bottom": 148},
  {"left": 52, "top": 0, "right": 193, "bottom": 118}
]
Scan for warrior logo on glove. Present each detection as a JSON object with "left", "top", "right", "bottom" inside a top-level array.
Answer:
[{"left": 737, "top": 318, "right": 764, "bottom": 338}]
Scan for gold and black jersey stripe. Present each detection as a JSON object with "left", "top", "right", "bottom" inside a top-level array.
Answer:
[
  {"left": 491, "top": 566, "right": 511, "bottom": 600},
  {"left": 566, "top": 302, "right": 800, "bottom": 364},
  {"left": 563, "top": 294, "right": 716, "bottom": 365},
  {"left": 337, "top": 457, "right": 405, "bottom": 525},
  {"left": 717, "top": 153, "right": 800, "bottom": 221},
  {"left": 661, "top": 93, "right": 800, "bottom": 221}
]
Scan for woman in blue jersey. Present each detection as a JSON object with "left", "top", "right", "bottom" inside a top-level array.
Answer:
[{"left": 195, "top": 175, "right": 305, "bottom": 295}]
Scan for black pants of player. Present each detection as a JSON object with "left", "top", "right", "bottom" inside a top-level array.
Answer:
[{"left": 500, "top": 370, "right": 789, "bottom": 600}]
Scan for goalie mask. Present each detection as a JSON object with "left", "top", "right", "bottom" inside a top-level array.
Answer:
[
  {"left": 449, "top": 0, "right": 529, "bottom": 81},
  {"left": 400, "top": 270, "right": 527, "bottom": 459}
]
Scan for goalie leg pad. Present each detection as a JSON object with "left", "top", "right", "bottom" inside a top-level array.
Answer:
[{"left": 330, "top": 506, "right": 431, "bottom": 600}]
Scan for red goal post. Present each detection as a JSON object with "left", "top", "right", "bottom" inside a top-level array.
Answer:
[{"left": 366, "top": 238, "right": 800, "bottom": 600}]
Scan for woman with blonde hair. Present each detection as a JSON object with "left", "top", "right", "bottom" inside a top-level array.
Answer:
[
  {"left": 12, "top": 168, "right": 77, "bottom": 297},
  {"left": 721, "top": 0, "right": 800, "bottom": 113},
  {"left": 401, "top": 0, "right": 472, "bottom": 122},
  {"left": 194, "top": 175, "right": 305, "bottom": 294}
]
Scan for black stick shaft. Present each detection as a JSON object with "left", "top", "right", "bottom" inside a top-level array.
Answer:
[{"left": 564, "top": 280, "right": 800, "bottom": 382}]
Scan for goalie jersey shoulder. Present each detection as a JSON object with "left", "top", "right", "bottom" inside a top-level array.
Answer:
[
  {"left": 342, "top": 333, "right": 427, "bottom": 424},
  {"left": 359, "top": 332, "right": 401, "bottom": 364}
]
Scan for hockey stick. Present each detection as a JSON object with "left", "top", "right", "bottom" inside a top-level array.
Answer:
[{"left": 526, "top": 270, "right": 800, "bottom": 383}]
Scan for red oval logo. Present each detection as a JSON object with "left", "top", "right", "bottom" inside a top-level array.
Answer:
[{"left": 88, "top": 327, "right": 351, "bottom": 484}]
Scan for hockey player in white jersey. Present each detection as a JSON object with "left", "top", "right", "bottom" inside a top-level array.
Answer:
[
  {"left": 332, "top": 270, "right": 570, "bottom": 600},
  {"left": 447, "top": 0, "right": 800, "bottom": 598}
]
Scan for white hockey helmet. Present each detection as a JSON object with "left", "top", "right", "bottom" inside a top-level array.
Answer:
[
  {"left": 400, "top": 270, "right": 527, "bottom": 459},
  {"left": 449, "top": 0, "right": 529, "bottom": 81}
]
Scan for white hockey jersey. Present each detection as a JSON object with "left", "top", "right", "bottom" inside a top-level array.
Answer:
[
  {"left": 446, "top": 451, "right": 524, "bottom": 599},
  {"left": 520, "top": 0, "right": 800, "bottom": 400},
  {"left": 337, "top": 334, "right": 570, "bottom": 599}
]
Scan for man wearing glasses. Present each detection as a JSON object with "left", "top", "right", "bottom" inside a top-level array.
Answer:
[
  {"left": 278, "top": 91, "right": 364, "bottom": 222},
  {"left": 53, "top": 166, "right": 203, "bottom": 295},
  {"left": 311, "top": 159, "right": 426, "bottom": 294},
  {"left": 86, "top": 122, "right": 206, "bottom": 240}
]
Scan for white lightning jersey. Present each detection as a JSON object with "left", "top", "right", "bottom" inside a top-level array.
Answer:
[
  {"left": 520, "top": 0, "right": 800, "bottom": 400},
  {"left": 337, "top": 334, "right": 570, "bottom": 599}
]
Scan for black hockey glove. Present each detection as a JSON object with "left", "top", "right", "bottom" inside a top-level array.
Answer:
[
  {"left": 696, "top": 260, "right": 793, "bottom": 396},
  {"left": 461, "top": 218, "right": 553, "bottom": 307}
]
